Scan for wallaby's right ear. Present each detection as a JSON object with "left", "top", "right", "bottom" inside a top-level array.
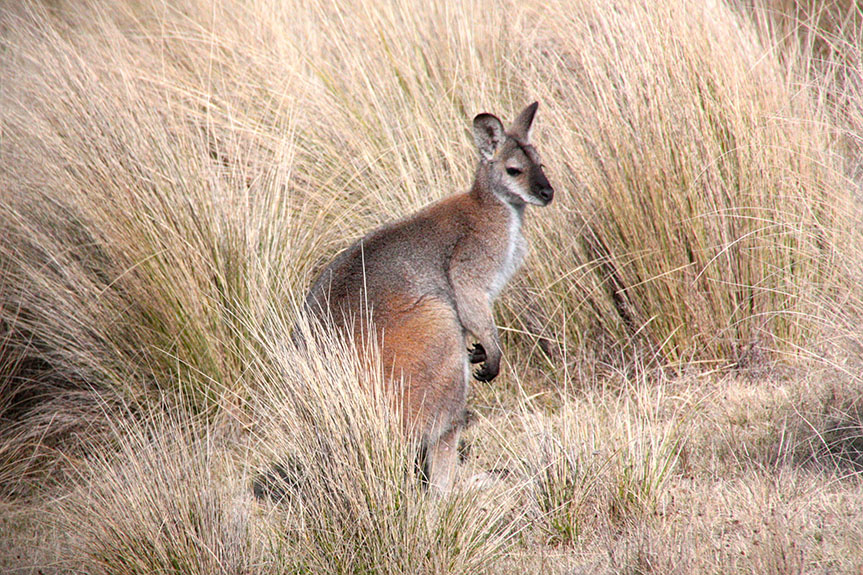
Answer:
[{"left": 473, "top": 113, "right": 505, "bottom": 160}]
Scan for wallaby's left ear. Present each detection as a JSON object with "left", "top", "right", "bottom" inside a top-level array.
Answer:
[
  {"left": 473, "top": 113, "right": 505, "bottom": 161},
  {"left": 510, "top": 101, "right": 539, "bottom": 141}
]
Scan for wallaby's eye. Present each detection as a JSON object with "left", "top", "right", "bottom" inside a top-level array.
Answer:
[{"left": 506, "top": 167, "right": 522, "bottom": 177}]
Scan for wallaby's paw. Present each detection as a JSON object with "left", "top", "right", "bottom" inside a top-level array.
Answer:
[
  {"left": 467, "top": 342, "right": 487, "bottom": 364},
  {"left": 473, "top": 361, "right": 498, "bottom": 382}
]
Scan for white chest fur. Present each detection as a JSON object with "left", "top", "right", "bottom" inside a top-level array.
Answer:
[{"left": 489, "top": 205, "right": 526, "bottom": 298}]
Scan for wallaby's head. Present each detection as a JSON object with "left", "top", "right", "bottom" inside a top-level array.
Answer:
[{"left": 472, "top": 101, "right": 554, "bottom": 207}]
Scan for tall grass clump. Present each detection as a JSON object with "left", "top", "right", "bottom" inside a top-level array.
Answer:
[
  {"left": 59, "top": 405, "right": 258, "bottom": 575},
  {"left": 502, "top": 370, "right": 690, "bottom": 546},
  {"left": 56, "top": 311, "right": 518, "bottom": 575},
  {"left": 737, "top": 0, "right": 863, "bottom": 377},
  {"left": 0, "top": 2, "right": 312, "bottom": 396},
  {"left": 0, "top": 0, "right": 316, "bottom": 485},
  {"left": 247, "top": 312, "right": 518, "bottom": 574},
  {"left": 503, "top": 0, "right": 857, "bottom": 370}
]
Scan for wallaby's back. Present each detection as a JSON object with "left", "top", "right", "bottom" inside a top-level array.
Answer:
[{"left": 306, "top": 190, "right": 508, "bottom": 328}]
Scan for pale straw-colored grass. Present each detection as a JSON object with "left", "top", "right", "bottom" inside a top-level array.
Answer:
[{"left": 1, "top": 0, "right": 863, "bottom": 573}]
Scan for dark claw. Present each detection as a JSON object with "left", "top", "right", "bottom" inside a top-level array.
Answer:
[
  {"left": 468, "top": 343, "right": 487, "bottom": 364},
  {"left": 473, "top": 362, "right": 498, "bottom": 382}
]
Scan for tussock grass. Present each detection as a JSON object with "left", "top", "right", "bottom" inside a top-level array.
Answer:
[
  {"left": 466, "top": 369, "right": 863, "bottom": 572},
  {"left": 509, "top": 372, "right": 689, "bottom": 546},
  {"left": 59, "top": 405, "right": 257, "bottom": 575},
  {"left": 1, "top": 0, "right": 863, "bottom": 573},
  {"left": 51, "top": 314, "right": 517, "bottom": 575},
  {"left": 502, "top": 0, "right": 856, "bottom": 371},
  {"left": 246, "top": 313, "right": 519, "bottom": 574}
]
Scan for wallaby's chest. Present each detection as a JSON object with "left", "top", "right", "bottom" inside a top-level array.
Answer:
[{"left": 488, "top": 207, "right": 526, "bottom": 298}]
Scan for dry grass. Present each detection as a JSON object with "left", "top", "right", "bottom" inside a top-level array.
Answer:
[
  {"left": 1, "top": 0, "right": 863, "bottom": 573},
  {"left": 505, "top": 0, "right": 856, "bottom": 372},
  {"left": 34, "top": 313, "right": 517, "bottom": 575}
]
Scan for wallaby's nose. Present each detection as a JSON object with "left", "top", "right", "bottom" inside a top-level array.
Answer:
[{"left": 534, "top": 169, "right": 554, "bottom": 205}]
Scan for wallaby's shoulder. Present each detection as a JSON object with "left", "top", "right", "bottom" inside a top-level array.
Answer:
[
  {"left": 350, "top": 189, "right": 485, "bottom": 264},
  {"left": 392, "top": 188, "right": 482, "bottom": 234},
  {"left": 305, "top": 192, "right": 472, "bottom": 299}
]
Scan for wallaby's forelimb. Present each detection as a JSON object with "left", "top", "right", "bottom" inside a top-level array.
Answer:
[{"left": 450, "top": 287, "right": 501, "bottom": 382}]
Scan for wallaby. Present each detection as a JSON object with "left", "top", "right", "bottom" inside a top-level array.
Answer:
[{"left": 304, "top": 102, "right": 554, "bottom": 493}]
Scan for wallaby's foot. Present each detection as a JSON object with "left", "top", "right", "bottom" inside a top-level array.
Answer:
[
  {"left": 426, "top": 428, "right": 461, "bottom": 495},
  {"left": 465, "top": 468, "right": 512, "bottom": 491},
  {"left": 467, "top": 342, "right": 487, "bottom": 364}
]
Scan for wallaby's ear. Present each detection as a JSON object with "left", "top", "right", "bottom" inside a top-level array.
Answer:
[
  {"left": 473, "top": 113, "right": 505, "bottom": 160},
  {"left": 510, "top": 101, "right": 539, "bottom": 141}
]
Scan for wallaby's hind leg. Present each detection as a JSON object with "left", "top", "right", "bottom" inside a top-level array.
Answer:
[
  {"left": 423, "top": 357, "right": 470, "bottom": 493},
  {"left": 377, "top": 296, "right": 469, "bottom": 493}
]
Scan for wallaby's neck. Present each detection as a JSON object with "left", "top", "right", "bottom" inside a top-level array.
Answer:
[{"left": 471, "top": 160, "right": 527, "bottom": 297}]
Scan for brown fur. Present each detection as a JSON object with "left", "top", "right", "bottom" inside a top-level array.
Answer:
[{"left": 303, "top": 102, "right": 554, "bottom": 492}]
